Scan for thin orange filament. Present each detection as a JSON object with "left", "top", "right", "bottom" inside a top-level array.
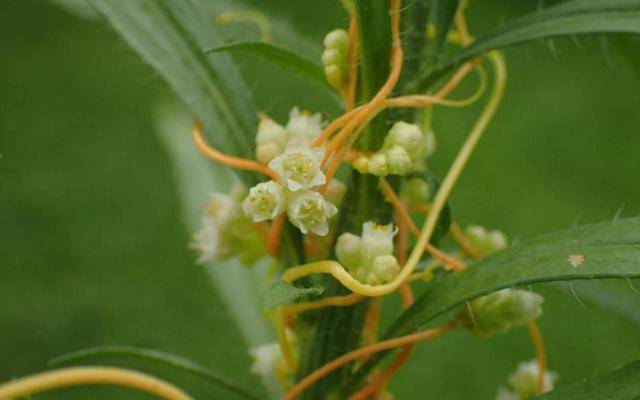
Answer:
[
  {"left": 450, "top": 222, "right": 481, "bottom": 260},
  {"left": 192, "top": 122, "right": 280, "bottom": 182},
  {"left": 283, "top": 321, "right": 458, "bottom": 400},
  {"left": 528, "top": 321, "right": 548, "bottom": 394}
]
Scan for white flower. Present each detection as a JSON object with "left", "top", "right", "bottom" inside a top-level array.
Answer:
[
  {"left": 192, "top": 219, "right": 220, "bottom": 264},
  {"left": 508, "top": 360, "right": 557, "bottom": 398},
  {"left": 360, "top": 221, "right": 397, "bottom": 261},
  {"left": 286, "top": 107, "right": 324, "bottom": 142},
  {"left": 204, "top": 193, "right": 236, "bottom": 227},
  {"left": 287, "top": 190, "right": 337, "bottom": 236},
  {"left": 269, "top": 142, "right": 325, "bottom": 191},
  {"left": 242, "top": 181, "right": 286, "bottom": 222},
  {"left": 249, "top": 343, "right": 282, "bottom": 378}
]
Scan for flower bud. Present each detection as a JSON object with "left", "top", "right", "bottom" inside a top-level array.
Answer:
[
  {"left": 360, "top": 221, "right": 396, "bottom": 261},
  {"left": 286, "top": 107, "right": 324, "bottom": 142},
  {"left": 367, "top": 153, "right": 388, "bottom": 176},
  {"left": 323, "top": 29, "right": 349, "bottom": 52},
  {"left": 494, "top": 388, "right": 518, "bottom": 400},
  {"left": 324, "top": 65, "right": 344, "bottom": 92},
  {"left": 242, "top": 181, "right": 286, "bottom": 222},
  {"left": 192, "top": 219, "right": 220, "bottom": 264},
  {"left": 353, "top": 156, "right": 369, "bottom": 173},
  {"left": 508, "top": 360, "right": 557, "bottom": 398},
  {"left": 385, "top": 121, "right": 423, "bottom": 158},
  {"left": 322, "top": 48, "right": 344, "bottom": 67},
  {"left": 256, "top": 143, "right": 283, "bottom": 164},
  {"left": 249, "top": 343, "right": 283, "bottom": 379},
  {"left": 465, "top": 225, "right": 508, "bottom": 257},
  {"left": 462, "top": 289, "right": 544, "bottom": 337},
  {"left": 385, "top": 145, "right": 413, "bottom": 175},
  {"left": 269, "top": 142, "right": 325, "bottom": 191},
  {"left": 256, "top": 115, "right": 288, "bottom": 147},
  {"left": 400, "top": 178, "right": 431, "bottom": 204},
  {"left": 336, "top": 233, "right": 362, "bottom": 271},
  {"left": 372, "top": 255, "right": 400, "bottom": 282},
  {"left": 324, "top": 178, "right": 347, "bottom": 206},
  {"left": 287, "top": 190, "right": 338, "bottom": 236}
]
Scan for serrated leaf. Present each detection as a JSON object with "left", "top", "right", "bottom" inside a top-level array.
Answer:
[
  {"left": 539, "top": 359, "right": 640, "bottom": 399},
  {"left": 50, "top": 346, "right": 260, "bottom": 400},
  {"left": 204, "top": 41, "right": 334, "bottom": 92},
  {"left": 413, "top": 0, "right": 640, "bottom": 91},
  {"left": 262, "top": 280, "right": 325, "bottom": 309},
  {"left": 352, "top": 217, "right": 640, "bottom": 384},
  {"left": 89, "top": 0, "right": 258, "bottom": 183}
]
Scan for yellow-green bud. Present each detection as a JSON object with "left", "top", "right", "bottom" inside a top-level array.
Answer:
[
  {"left": 323, "top": 29, "right": 349, "bottom": 52},
  {"left": 400, "top": 178, "right": 431, "bottom": 204},
  {"left": 256, "top": 116, "right": 288, "bottom": 147},
  {"left": 385, "top": 121, "right": 423, "bottom": 159},
  {"left": 423, "top": 130, "right": 437, "bottom": 158},
  {"left": 462, "top": 289, "right": 544, "bottom": 337},
  {"left": 385, "top": 145, "right": 413, "bottom": 175},
  {"left": 322, "top": 48, "right": 344, "bottom": 67},
  {"left": 353, "top": 156, "right": 369, "bottom": 173},
  {"left": 371, "top": 255, "right": 400, "bottom": 282},
  {"left": 324, "top": 65, "right": 344, "bottom": 91},
  {"left": 368, "top": 153, "right": 388, "bottom": 176},
  {"left": 256, "top": 143, "right": 283, "bottom": 165},
  {"left": 465, "top": 225, "right": 508, "bottom": 257},
  {"left": 335, "top": 233, "right": 362, "bottom": 272}
]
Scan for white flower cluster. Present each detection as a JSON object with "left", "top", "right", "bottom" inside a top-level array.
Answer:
[
  {"left": 255, "top": 108, "right": 323, "bottom": 165},
  {"left": 322, "top": 29, "right": 349, "bottom": 90},
  {"left": 495, "top": 360, "right": 558, "bottom": 400},
  {"left": 464, "top": 225, "right": 508, "bottom": 257},
  {"left": 354, "top": 121, "right": 437, "bottom": 176},
  {"left": 192, "top": 185, "right": 266, "bottom": 265},
  {"left": 335, "top": 222, "right": 401, "bottom": 285},
  {"left": 245, "top": 111, "right": 344, "bottom": 236}
]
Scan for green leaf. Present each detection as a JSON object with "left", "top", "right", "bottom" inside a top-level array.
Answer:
[
  {"left": 50, "top": 346, "right": 260, "bottom": 400},
  {"left": 539, "top": 359, "right": 640, "bottom": 399},
  {"left": 414, "top": 0, "right": 640, "bottom": 91},
  {"left": 433, "top": 0, "right": 459, "bottom": 51},
  {"left": 352, "top": 217, "right": 640, "bottom": 384},
  {"left": 204, "top": 41, "right": 334, "bottom": 92},
  {"left": 261, "top": 281, "right": 325, "bottom": 309},
  {"left": 89, "top": 0, "right": 258, "bottom": 183}
]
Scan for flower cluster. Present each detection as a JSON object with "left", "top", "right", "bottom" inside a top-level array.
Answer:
[
  {"left": 335, "top": 222, "right": 401, "bottom": 284},
  {"left": 495, "top": 360, "right": 558, "bottom": 400},
  {"left": 192, "top": 185, "right": 266, "bottom": 265},
  {"left": 464, "top": 225, "right": 509, "bottom": 257},
  {"left": 460, "top": 289, "right": 544, "bottom": 337},
  {"left": 354, "top": 121, "right": 436, "bottom": 176},
  {"left": 322, "top": 29, "right": 349, "bottom": 91},
  {"left": 245, "top": 109, "right": 340, "bottom": 236}
]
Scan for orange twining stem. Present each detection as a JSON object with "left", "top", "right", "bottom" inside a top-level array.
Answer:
[
  {"left": 192, "top": 122, "right": 280, "bottom": 182},
  {"left": 379, "top": 178, "right": 466, "bottom": 271},
  {"left": 435, "top": 60, "right": 479, "bottom": 99},
  {"left": 284, "top": 293, "right": 363, "bottom": 326},
  {"left": 267, "top": 215, "right": 285, "bottom": 258},
  {"left": 528, "top": 321, "right": 548, "bottom": 394},
  {"left": 361, "top": 298, "right": 381, "bottom": 361},
  {"left": 348, "top": 344, "right": 414, "bottom": 400},
  {"left": 283, "top": 320, "right": 458, "bottom": 400},
  {"left": 450, "top": 222, "right": 481, "bottom": 260},
  {"left": 321, "top": 0, "right": 404, "bottom": 167},
  {"left": 346, "top": 15, "right": 359, "bottom": 111}
]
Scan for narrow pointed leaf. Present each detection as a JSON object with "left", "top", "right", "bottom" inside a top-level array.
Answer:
[
  {"left": 204, "top": 42, "right": 334, "bottom": 92},
  {"left": 433, "top": 0, "right": 459, "bottom": 50},
  {"left": 539, "top": 359, "right": 640, "bottom": 399},
  {"left": 50, "top": 346, "right": 261, "bottom": 400},
  {"left": 414, "top": 0, "right": 640, "bottom": 91},
  {"left": 352, "top": 217, "right": 640, "bottom": 383},
  {"left": 89, "top": 0, "right": 258, "bottom": 183},
  {"left": 261, "top": 281, "right": 325, "bottom": 309}
]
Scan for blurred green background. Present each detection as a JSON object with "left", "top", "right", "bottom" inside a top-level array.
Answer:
[{"left": 1, "top": 1, "right": 639, "bottom": 399}]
